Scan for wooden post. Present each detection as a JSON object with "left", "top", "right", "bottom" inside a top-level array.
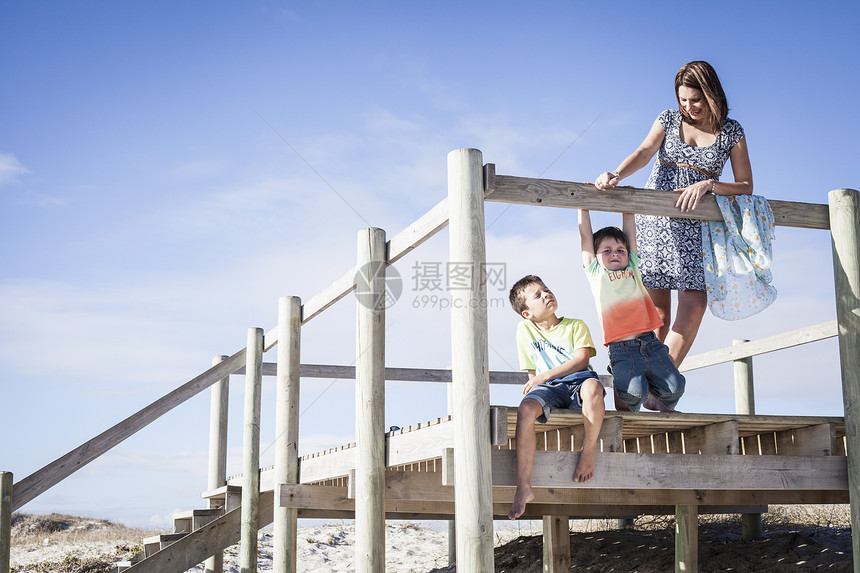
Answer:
[
  {"left": 828, "top": 188, "right": 860, "bottom": 572},
  {"left": 448, "top": 148, "right": 494, "bottom": 571},
  {"left": 542, "top": 515, "right": 571, "bottom": 572},
  {"left": 733, "top": 339, "right": 762, "bottom": 541},
  {"left": 732, "top": 340, "right": 755, "bottom": 415},
  {"left": 205, "top": 355, "right": 230, "bottom": 573},
  {"left": 274, "top": 297, "right": 301, "bottom": 573},
  {"left": 207, "top": 354, "right": 231, "bottom": 490},
  {"left": 1, "top": 472, "right": 11, "bottom": 573},
  {"left": 675, "top": 505, "right": 698, "bottom": 572},
  {"left": 240, "top": 328, "right": 264, "bottom": 573},
  {"left": 355, "top": 227, "right": 387, "bottom": 573}
]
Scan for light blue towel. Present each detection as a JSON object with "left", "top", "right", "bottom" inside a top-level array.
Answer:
[{"left": 701, "top": 195, "right": 777, "bottom": 320}]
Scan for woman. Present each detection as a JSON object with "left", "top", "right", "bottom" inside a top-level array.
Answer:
[{"left": 594, "top": 61, "right": 753, "bottom": 372}]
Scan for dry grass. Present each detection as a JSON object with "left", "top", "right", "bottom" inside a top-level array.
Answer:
[{"left": 10, "top": 512, "right": 161, "bottom": 573}]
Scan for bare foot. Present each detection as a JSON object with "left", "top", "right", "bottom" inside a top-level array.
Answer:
[
  {"left": 509, "top": 485, "right": 535, "bottom": 520},
  {"left": 642, "top": 394, "right": 677, "bottom": 413},
  {"left": 573, "top": 446, "right": 596, "bottom": 483}
]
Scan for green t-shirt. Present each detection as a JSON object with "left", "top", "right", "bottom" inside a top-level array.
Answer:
[{"left": 515, "top": 316, "right": 596, "bottom": 374}]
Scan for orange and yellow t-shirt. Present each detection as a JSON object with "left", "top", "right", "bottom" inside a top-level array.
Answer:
[{"left": 584, "top": 252, "right": 663, "bottom": 345}]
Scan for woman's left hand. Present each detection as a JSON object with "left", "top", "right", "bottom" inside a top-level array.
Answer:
[{"left": 674, "top": 180, "right": 711, "bottom": 212}]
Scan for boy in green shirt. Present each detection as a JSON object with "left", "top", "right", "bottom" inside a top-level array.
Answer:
[{"left": 508, "top": 275, "right": 606, "bottom": 519}]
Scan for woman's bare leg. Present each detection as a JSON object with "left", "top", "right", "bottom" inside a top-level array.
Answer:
[
  {"left": 642, "top": 288, "right": 704, "bottom": 411},
  {"left": 648, "top": 288, "right": 672, "bottom": 342},
  {"left": 664, "top": 289, "right": 707, "bottom": 366}
]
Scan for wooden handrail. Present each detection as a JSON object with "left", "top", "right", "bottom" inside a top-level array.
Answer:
[
  {"left": 11, "top": 350, "right": 247, "bottom": 511},
  {"left": 486, "top": 173, "right": 831, "bottom": 230},
  {"left": 248, "top": 320, "right": 840, "bottom": 384},
  {"left": 679, "top": 321, "right": 837, "bottom": 372},
  {"left": 263, "top": 197, "right": 450, "bottom": 351}
]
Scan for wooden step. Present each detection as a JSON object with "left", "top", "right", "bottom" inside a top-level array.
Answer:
[
  {"left": 143, "top": 532, "right": 186, "bottom": 558},
  {"left": 203, "top": 484, "right": 242, "bottom": 511},
  {"left": 173, "top": 508, "right": 222, "bottom": 533}
]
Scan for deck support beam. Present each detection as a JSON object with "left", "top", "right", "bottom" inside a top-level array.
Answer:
[
  {"left": 274, "top": 297, "right": 302, "bottom": 573},
  {"left": 542, "top": 515, "right": 571, "bottom": 572},
  {"left": 733, "top": 339, "right": 762, "bottom": 541},
  {"left": 675, "top": 504, "right": 698, "bottom": 572},
  {"left": 448, "top": 148, "right": 494, "bottom": 572},
  {"left": 828, "top": 187, "right": 860, "bottom": 572},
  {"left": 355, "top": 227, "right": 387, "bottom": 573}
]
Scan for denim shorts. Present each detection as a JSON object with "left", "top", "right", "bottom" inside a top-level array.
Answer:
[
  {"left": 521, "top": 369, "right": 603, "bottom": 423},
  {"left": 608, "top": 332, "right": 685, "bottom": 411}
]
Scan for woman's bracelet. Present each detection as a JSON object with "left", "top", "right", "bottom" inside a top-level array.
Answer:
[
  {"left": 610, "top": 170, "right": 620, "bottom": 179},
  {"left": 709, "top": 179, "right": 717, "bottom": 193}
]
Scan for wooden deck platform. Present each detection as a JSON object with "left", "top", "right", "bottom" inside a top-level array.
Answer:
[{"left": 255, "top": 408, "right": 849, "bottom": 520}]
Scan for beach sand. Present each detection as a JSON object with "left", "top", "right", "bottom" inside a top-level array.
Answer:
[{"left": 8, "top": 510, "right": 854, "bottom": 572}]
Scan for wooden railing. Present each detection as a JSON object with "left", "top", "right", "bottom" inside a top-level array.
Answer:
[{"left": 1, "top": 154, "right": 856, "bottom": 573}]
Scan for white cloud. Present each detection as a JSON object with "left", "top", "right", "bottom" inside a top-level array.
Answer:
[{"left": 0, "top": 152, "right": 30, "bottom": 186}]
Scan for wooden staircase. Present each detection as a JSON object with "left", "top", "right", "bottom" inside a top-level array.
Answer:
[{"left": 115, "top": 485, "right": 257, "bottom": 572}]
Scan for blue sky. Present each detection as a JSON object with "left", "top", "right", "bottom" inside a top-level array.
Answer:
[{"left": 2, "top": 1, "right": 859, "bottom": 528}]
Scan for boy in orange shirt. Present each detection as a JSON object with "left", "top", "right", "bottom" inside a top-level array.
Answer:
[{"left": 579, "top": 210, "right": 685, "bottom": 412}]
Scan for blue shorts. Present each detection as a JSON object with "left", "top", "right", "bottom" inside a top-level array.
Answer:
[
  {"left": 521, "top": 369, "right": 603, "bottom": 423},
  {"left": 608, "top": 332, "right": 685, "bottom": 411}
]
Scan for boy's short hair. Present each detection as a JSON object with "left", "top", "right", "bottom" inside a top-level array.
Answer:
[
  {"left": 509, "top": 274, "right": 545, "bottom": 315},
  {"left": 592, "top": 226, "right": 631, "bottom": 252}
]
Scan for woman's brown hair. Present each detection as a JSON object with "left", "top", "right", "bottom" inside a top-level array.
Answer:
[{"left": 675, "top": 61, "right": 729, "bottom": 130}]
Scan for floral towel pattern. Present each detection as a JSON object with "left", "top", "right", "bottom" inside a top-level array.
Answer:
[{"left": 701, "top": 195, "right": 777, "bottom": 320}]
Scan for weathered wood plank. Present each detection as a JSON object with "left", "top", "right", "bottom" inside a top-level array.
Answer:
[
  {"left": 502, "top": 487, "right": 846, "bottom": 507},
  {"left": 599, "top": 416, "right": 624, "bottom": 452},
  {"left": 490, "top": 407, "right": 509, "bottom": 446},
  {"left": 486, "top": 174, "right": 830, "bottom": 229},
  {"left": 386, "top": 197, "right": 449, "bottom": 265},
  {"left": 829, "top": 188, "right": 860, "bottom": 572},
  {"left": 775, "top": 423, "right": 837, "bottom": 456},
  {"left": 12, "top": 350, "right": 247, "bottom": 511},
  {"left": 302, "top": 269, "right": 355, "bottom": 319},
  {"left": 680, "top": 321, "right": 837, "bottom": 372},
  {"left": 683, "top": 420, "right": 739, "bottom": 455},
  {"left": 503, "top": 410, "right": 845, "bottom": 441},
  {"left": 490, "top": 450, "right": 847, "bottom": 490},
  {"left": 279, "top": 482, "right": 836, "bottom": 516},
  {"left": 263, "top": 198, "right": 449, "bottom": 351},
  {"left": 386, "top": 416, "right": 454, "bottom": 467}
]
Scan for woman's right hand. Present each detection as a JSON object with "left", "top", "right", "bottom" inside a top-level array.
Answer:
[{"left": 594, "top": 171, "right": 619, "bottom": 190}]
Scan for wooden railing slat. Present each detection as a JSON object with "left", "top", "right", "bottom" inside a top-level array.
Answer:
[
  {"left": 486, "top": 174, "right": 831, "bottom": 230},
  {"left": 11, "top": 350, "right": 247, "bottom": 511},
  {"left": 679, "top": 320, "right": 837, "bottom": 372}
]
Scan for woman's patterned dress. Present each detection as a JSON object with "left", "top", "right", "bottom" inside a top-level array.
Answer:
[{"left": 636, "top": 109, "right": 745, "bottom": 291}]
